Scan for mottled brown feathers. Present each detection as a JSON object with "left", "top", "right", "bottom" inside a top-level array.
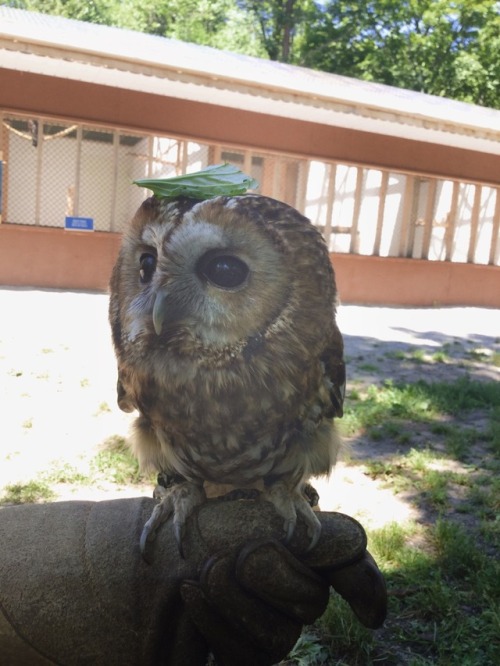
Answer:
[{"left": 109, "top": 193, "right": 345, "bottom": 543}]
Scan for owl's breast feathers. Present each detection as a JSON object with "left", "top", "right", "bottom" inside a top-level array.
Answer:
[
  {"left": 110, "top": 194, "right": 344, "bottom": 485},
  {"left": 116, "top": 320, "right": 344, "bottom": 484}
]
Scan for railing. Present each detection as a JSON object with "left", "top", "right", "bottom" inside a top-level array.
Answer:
[{"left": 1, "top": 112, "right": 499, "bottom": 267}]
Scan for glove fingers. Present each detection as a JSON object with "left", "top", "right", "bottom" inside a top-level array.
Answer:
[
  {"left": 181, "top": 576, "right": 300, "bottom": 666},
  {"left": 236, "top": 539, "right": 329, "bottom": 624},
  {"left": 204, "top": 551, "right": 304, "bottom": 662},
  {"left": 180, "top": 581, "right": 262, "bottom": 666},
  {"left": 156, "top": 602, "right": 209, "bottom": 666},
  {"left": 327, "top": 550, "right": 387, "bottom": 629}
]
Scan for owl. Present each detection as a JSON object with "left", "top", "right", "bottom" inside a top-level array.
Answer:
[{"left": 109, "top": 194, "right": 345, "bottom": 555}]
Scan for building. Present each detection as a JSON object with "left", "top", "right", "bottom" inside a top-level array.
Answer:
[{"left": 1, "top": 6, "right": 499, "bottom": 305}]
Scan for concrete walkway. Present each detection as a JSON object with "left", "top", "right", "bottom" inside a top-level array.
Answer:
[{"left": 1, "top": 287, "right": 498, "bottom": 529}]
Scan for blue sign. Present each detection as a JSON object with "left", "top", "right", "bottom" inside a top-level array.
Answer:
[{"left": 65, "top": 216, "right": 94, "bottom": 231}]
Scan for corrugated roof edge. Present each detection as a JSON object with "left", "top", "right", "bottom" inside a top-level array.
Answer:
[{"left": 1, "top": 5, "right": 499, "bottom": 138}]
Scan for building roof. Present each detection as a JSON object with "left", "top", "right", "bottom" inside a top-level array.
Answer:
[{"left": 1, "top": 6, "right": 499, "bottom": 156}]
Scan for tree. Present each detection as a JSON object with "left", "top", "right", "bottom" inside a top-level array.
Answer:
[
  {"left": 112, "top": 0, "right": 235, "bottom": 44},
  {"left": 298, "top": 0, "right": 500, "bottom": 107},
  {"left": 5, "top": 0, "right": 499, "bottom": 107},
  {"left": 8, "top": 0, "right": 267, "bottom": 56},
  {"left": 237, "top": 0, "right": 319, "bottom": 62},
  {"left": 6, "top": 0, "right": 113, "bottom": 23}
]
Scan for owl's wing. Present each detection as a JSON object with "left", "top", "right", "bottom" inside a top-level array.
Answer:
[
  {"left": 108, "top": 258, "right": 136, "bottom": 413},
  {"left": 321, "top": 323, "right": 346, "bottom": 418},
  {"left": 116, "top": 374, "right": 136, "bottom": 413}
]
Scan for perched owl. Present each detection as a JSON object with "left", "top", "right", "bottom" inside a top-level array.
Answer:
[{"left": 109, "top": 194, "right": 345, "bottom": 555}]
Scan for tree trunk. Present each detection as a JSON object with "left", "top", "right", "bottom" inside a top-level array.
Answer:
[{"left": 281, "top": 0, "right": 295, "bottom": 62}]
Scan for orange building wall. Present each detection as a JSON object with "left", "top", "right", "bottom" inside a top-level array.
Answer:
[
  {"left": 1, "top": 68, "right": 499, "bottom": 305},
  {"left": 1, "top": 224, "right": 498, "bottom": 307},
  {"left": 331, "top": 253, "right": 500, "bottom": 308},
  {"left": 0, "top": 225, "right": 121, "bottom": 292}
]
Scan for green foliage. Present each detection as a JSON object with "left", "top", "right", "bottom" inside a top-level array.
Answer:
[
  {"left": 489, "top": 406, "right": 500, "bottom": 454},
  {"left": 423, "top": 376, "right": 500, "bottom": 413},
  {"left": 237, "top": 0, "right": 316, "bottom": 62},
  {"left": 444, "top": 425, "right": 480, "bottom": 458},
  {"left": 317, "top": 520, "right": 500, "bottom": 663},
  {"left": 369, "top": 521, "right": 412, "bottom": 565},
  {"left": 0, "top": 438, "right": 147, "bottom": 507},
  {"left": 346, "top": 376, "right": 500, "bottom": 662},
  {"left": 342, "top": 376, "right": 500, "bottom": 437},
  {"left": 10, "top": 0, "right": 267, "bottom": 56},
  {"left": 134, "top": 163, "right": 258, "bottom": 200},
  {"left": 8, "top": 0, "right": 112, "bottom": 23},
  {"left": 284, "top": 629, "right": 332, "bottom": 665},
  {"left": 8, "top": 0, "right": 500, "bottom": 107},
  {"left": 0, "top": 480, "right": 56, "bottom": 504},
  {"left": 316, "top": 595, "right": 374, "bottom": 665},
  {"left": 432, "top": 350, "right": 450, "bottom": 363},
  {"left": 44, "top": 462, "right": 90, "bottom": 484},
  {"left": 341, "top": 379, "right": 435, "bottom": 436},
  {"left": 91, "top": 435, "right": 143, "bottom": 484},
  {"left": 299, "top": 0, "right": 500, "bottom": 108},
  {"left": 433, "top": 518, "right": 484, "bottom": 576}
]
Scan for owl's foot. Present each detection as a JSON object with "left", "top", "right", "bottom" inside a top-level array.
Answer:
[
  {"left": 303, "top": 482, "right": 320, "bottom": 508},
  {"left": 262, "top": 482, "right": 322, "bottom": 552},
  {"left": 140, "top": 480, "right": 206, "bottom": 560}
]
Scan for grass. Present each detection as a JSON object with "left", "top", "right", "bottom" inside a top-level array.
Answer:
[
  {"left": 383, "top": 345, "right": 500, "bottom": 369},
  {"left": 431, "top": 350, "right": 449, "bottom": 364},
  {"left": 0, "top": 436, "right": 148, "bottom": 506},
  {"left": 340, "top": 377, "right": 500, "bottom": 442},
  {"left": 316, "top": 597, "right": 374, "bottom": 665},
  {"left": 94, "top": 400, "right": 112, "bottom": 415},
  {"left": 1, "top": 479, "right": 56, "bottom": 504},
  {"left": 283, "top": 630, "right": 333, "bottom": 665},
  {"left": 298, "top": 518, "right": 500, "bottom": 665},
  {"left": 358, "top": 363, "right": 379, "bottom": 373},
  {"left": 2, "top": 365, "right": 499, "bottom": 664},
  {"left": 410, "top": 348, "right": 427, "bottom": 364},
  {"left": 288, "top": 375, "right": 500, "bottom": 665},
  {"left": 91, "top": 435, "right": 144, "bottom": 484}
]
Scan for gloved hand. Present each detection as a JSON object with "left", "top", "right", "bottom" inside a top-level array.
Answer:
[
  {"left": 0, "top": 497, "right": 386, "bottom": 666},
  {"left": 162, "top": 503, "right": 387, "bottom": 666},
  {"left": 180, "top": 539, "right": 330, "bottom": 665}
]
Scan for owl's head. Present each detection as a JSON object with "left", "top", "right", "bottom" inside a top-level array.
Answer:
[{"left": 110, "top": 194, "right": 335, "bottom": 354}]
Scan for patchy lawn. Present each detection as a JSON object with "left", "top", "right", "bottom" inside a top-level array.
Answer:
[
  {"left": 1, "top": 289, "right": 499, "bottom": 664},
  {"left": 295, "top": 308, "right": 500, "bottom": 665}
]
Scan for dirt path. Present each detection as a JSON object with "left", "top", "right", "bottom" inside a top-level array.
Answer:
[
  {"left": 318, "top": 304, "right": 499, "bottom": 526},
  {"left": 1, "top": 288, "right": 498, "bottom": 531}
]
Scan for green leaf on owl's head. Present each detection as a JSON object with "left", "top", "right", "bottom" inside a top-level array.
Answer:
[{"left": 133, "top": 163, "right": 259, "bottom": 200}]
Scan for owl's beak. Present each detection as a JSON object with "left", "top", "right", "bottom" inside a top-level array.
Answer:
[{"left": 152, "top": 288, "right": 168, "bottom": 335}]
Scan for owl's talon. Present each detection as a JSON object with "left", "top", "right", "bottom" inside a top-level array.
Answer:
[
  {"left": 153, "top": 484, "right": 168, "bottom": 501},
  {"left": 297, "top": 499, "right": 322, "bottom": 552},
  {"left": 139, "top": 496, "right": 174, "bottom": 559},
  {"left": 173, "top": 521, "right": 186, "bottom": 558},
  {"left": 306, "top": 519, "right": 322, "bottom": 552},
  {"left": 140, "top": 480, "right": 206, "bottom": 562},
  {"left": 139, "top": 525, "right": 155, "bottom": 563},
  {"left": 263, "top": 481, "right": 323, "bottom": 552},
  {"left": 284, "top": 517, "right": 297, "bottom": 544}
]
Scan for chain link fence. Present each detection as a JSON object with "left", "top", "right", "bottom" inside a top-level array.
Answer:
[{"left": 1, "top": 113, "right": 499, "bottom": 265}]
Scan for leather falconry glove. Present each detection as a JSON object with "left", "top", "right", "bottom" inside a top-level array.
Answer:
[{"left": 0, "top": 497, "right": 386, "bottom": 665}]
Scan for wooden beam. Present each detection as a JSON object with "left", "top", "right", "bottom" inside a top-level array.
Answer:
[{"left": 421, "top": 178, "right": 437, "bottom": 260}]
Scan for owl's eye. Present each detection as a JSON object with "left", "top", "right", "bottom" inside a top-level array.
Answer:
[
  {"left": 197, "top": 254, "right": 249, "bottom": 290},
  {"left": 139, "top": 253, "right": 157, "bottom": 284}
]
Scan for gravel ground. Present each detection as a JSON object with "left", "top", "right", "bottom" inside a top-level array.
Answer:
[{"left": 1, "top": 287, "right": 498, "bottom": 528}]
